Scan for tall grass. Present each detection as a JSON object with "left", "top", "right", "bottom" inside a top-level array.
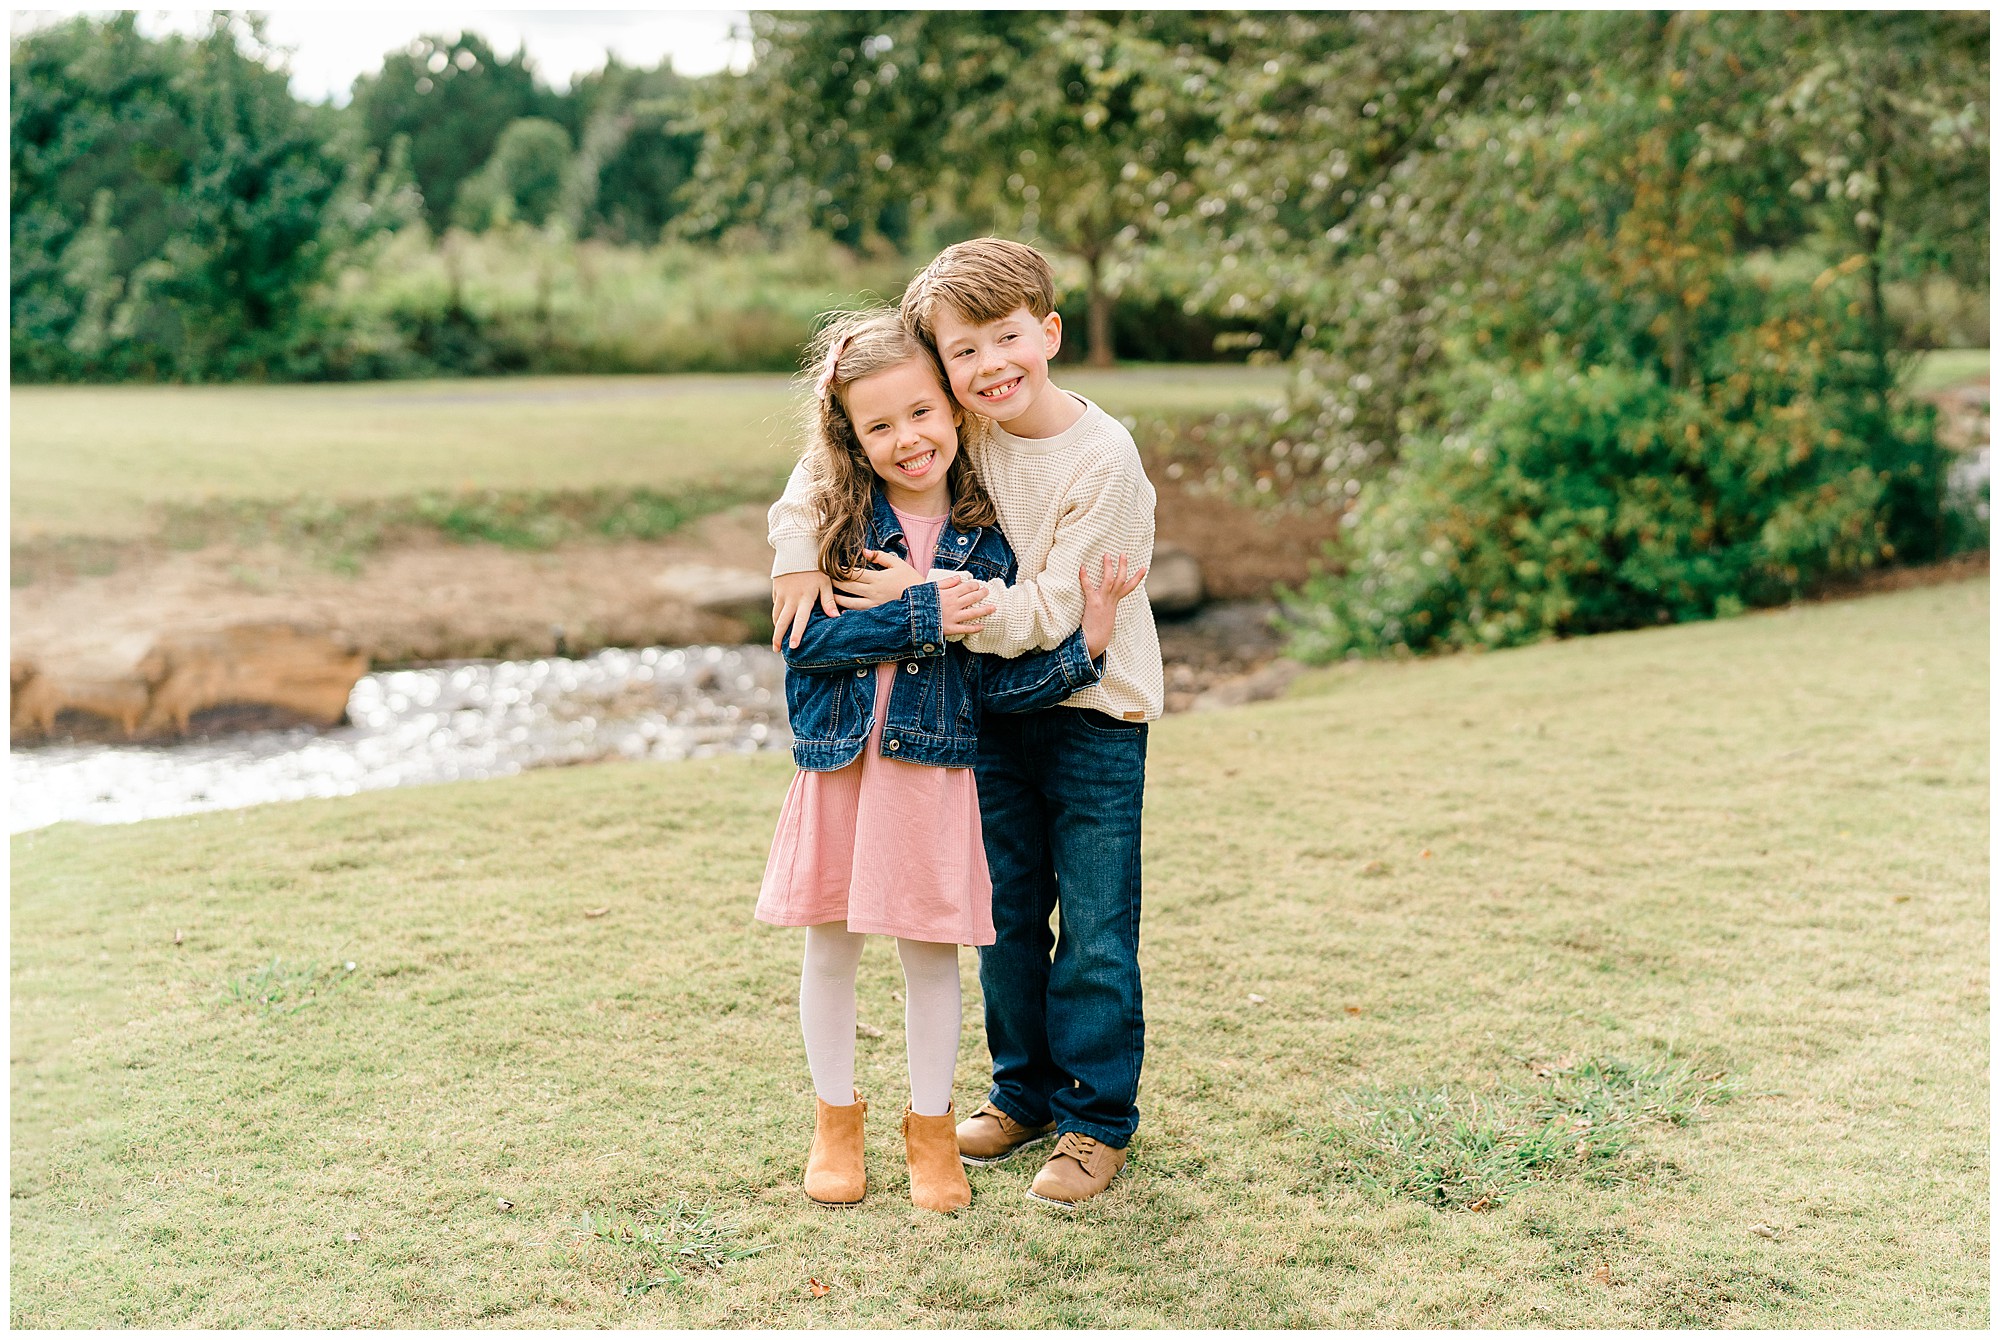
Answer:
[{"left": 317, "top": 230, "right": 916, "bottom": 379}]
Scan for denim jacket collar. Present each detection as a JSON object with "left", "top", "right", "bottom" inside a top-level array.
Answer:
[{"left": 866, "top": 485, "right": 980, "bottom": 573}]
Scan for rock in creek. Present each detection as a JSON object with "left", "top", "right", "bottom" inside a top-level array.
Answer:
[
  {"left": 11, "top": 621, "right": 368, "bottom": 744},
  {"left": 1146, "top": 543, "right": 1206, "bottom": 617},
  {"left": 655, "top": 564, "right": 773, "bottom": 619}
]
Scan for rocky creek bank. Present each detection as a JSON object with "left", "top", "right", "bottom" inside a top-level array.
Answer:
[{"left": 11, "top": 491, "right": 1340, "bottom": 745}]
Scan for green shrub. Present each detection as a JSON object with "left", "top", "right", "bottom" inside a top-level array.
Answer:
[{"left": 1280, "top": 312, "right": 1956, "bottom": 659}]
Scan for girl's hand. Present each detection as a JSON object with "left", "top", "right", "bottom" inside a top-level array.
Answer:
[
  {"left": 1080, "top": 553, "right": 1146, "bottom": 658},
  {"left": 834, "top": 548, "right": 923, "bottom": 611},
  {"left": 936, "top": 572, "right": 996, "bottom": 638},
  {"left": 772, "top": 570, "right": 839, "bottom": 650}
]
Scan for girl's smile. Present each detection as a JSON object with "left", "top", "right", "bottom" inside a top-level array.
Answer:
[{"left": 842, "top": 358, "right": 963, "bottom": 513}]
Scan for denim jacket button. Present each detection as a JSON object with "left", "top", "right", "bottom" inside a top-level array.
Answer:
[
  {"left": 955, "top": 536, "right": 967, "bottom": 545},
  {"left": 904, "top": 662, "right": 919, "bottom": 673},
  {"left": 886, "top": 739, "right": 900, "bottom": 751},
  {"left": 922, "top": 643, "right": 936, "bottom": 653},
  {"left": 855, "top": 668, "right": 867, "bottom": 678}
]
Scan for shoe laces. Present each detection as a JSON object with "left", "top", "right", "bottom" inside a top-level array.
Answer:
[{"left": 1054, "top": 1132, "right": 1099, "bottom": 1163}]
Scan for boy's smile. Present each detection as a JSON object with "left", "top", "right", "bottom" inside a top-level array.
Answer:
[
  {"left": 973, "top": 374, "right": 1024, "bottom": 406},
  {"left": 931, "top": 305, "right": 1082, "bottom": 439}
]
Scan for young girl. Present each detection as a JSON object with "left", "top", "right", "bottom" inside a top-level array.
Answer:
[{"left": 755, "top": 310, "right": 1141, "bottom": 1212}]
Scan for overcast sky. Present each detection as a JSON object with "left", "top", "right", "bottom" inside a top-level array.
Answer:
[{"left": 10, "top": 7, "right": 754, "bottom": 102}]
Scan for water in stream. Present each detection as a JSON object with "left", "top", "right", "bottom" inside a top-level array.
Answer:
[{"left": 9, "top": 644, "right": 789, "bottom": 833}]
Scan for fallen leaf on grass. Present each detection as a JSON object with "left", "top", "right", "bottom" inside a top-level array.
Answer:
[
  {"left": 855, "top": 1022, "right": 883, "bottom": 1039},
  {"left": 1247, "top": 993, "right": 1267, "bottom": 1005},
  {"left": 1590, "top": 1264, "right": 1612, "bottom": 1287},
  {"left": 1892, "top": 894, "right": 1911, "bottom": 903},
  {"left": 1344, "top": 1005, "right": 1362, "bottom": 1016},
  {"left": 808, "top": 1278, "right": 831, "bottom": 1298},
  {"left": 1467, "top": 1197, "right": 1495, "bottom": 1212},
  {"left": 1749, "top": 1222, "right": 1780, "bottom": 1239},
  {"left": 1419, "top": 848, "right": 1433, "bottom": 860},
  {"left": 584, "top": 907, "right": 610, "bottom": 919}
]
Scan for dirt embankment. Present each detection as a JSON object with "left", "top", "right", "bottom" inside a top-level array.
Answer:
[
  {"left": 10, "top": 481, "right": 1344, "bottom": 740},
  {"left": 22, "top": 368, "right": 1980, "bottom": 743}
]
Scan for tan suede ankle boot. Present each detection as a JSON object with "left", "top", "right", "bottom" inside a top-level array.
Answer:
[
  {"left": 804, "top": 1091, "right": 866, "bottom": 1206},
  {"left": 903, "top": 1103, "right": 972, "bottom": 1213}
]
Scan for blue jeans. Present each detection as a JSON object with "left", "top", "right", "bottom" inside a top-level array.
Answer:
[{"left": 974, "top": 706, "right": 1148, "bottom": 1148}]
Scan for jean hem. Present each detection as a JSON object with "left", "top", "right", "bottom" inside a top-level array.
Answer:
[
  {"left": 987, "top": 1090, "right": 1053, "bottom": 1131},
  {"left": 1054, "top": 1119, "right": 1134, "bottom": 1150}
]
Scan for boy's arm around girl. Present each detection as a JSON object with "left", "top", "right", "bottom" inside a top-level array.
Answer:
[{"left": 780, "top": 579, "right": 1106, "bottom": 717}]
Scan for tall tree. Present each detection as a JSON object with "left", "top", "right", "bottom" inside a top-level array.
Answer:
[
  {"left": 454, "top": 117, "right": 573, "bottom": 229},
  {"left": 1765, "top": 11, "right": 1989, "bottom": 392},
  {"left": 562, "top": 57, "right": 705, "bottom": 244},
  {"left": 350, "top": 32, "right": 552, "bottom": 231},
  {"left": 682, "top": 11, "right": 1211, "bottom": 364},
  {"left": 1142, "top": 11, "right": 1984, "bottom": 506},
  {"left": 11, "top": 12, "right": 358, "bottom": 380}
]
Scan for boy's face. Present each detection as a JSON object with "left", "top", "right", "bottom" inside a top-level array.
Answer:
[{"left": 929, "top": 304, "right": 1063, "bottom": 429}]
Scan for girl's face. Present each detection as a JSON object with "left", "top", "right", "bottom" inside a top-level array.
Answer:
[{"left": 841, "top": 357, "right": 962, "bottom": 514}]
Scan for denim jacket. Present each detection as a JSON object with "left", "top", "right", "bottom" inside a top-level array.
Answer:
[{"left": 782, "top": 487, "right": 1103, "bottom": 770}]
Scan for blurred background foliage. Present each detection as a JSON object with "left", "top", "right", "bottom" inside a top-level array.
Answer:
[{"left": 10, "top": 9, "right": 1989, "bottom": 652}]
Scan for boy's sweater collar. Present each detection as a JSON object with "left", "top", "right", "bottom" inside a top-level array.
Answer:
[{"left": 984, "top": 391, "right": 1101, "bottom": 453}]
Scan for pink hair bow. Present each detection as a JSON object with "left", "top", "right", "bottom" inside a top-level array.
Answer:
[{"left": 814, "top": 333, "right": 852, "bottom": 400}]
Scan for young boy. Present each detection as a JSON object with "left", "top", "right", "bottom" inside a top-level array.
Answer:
[{"left": 768, "top": 238, "right": 1164, "bottom": 1207}]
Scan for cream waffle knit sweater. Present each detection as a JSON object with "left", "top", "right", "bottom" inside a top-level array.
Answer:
[{"left": 768, "top": 393, "right": 1165, "bottom": 722}]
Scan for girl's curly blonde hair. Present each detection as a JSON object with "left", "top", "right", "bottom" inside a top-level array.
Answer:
[{"left": 799, "top": 308, "right": 996, "bottom": 580}]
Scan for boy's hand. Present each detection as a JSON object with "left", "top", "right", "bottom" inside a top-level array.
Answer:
[
  {"left": 936, "top": 572, "right": 995, "bottom": 638},
  {"left": 834, "top": 548, "right": 923, "bottom": 611},
  {"left": 772, "top": 570, "right": 838, "bottom": 651},
  {"left": 1081, "top": 553, "right": 1146, "bottom": 658}
]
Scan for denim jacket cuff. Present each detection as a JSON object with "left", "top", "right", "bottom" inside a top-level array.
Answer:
[
  {"left": 907, "top": 581, "right": 945, "bottom": 655},
  {"left": 1059, "top": 629, "right": 1106, "bottom": 692}
]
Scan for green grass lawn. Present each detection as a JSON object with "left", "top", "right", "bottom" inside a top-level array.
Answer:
[
  {"left": 8, "top": 365, "right": 1287, "bottom": 540},
  {"left": 11, "top": 577, "right": 1986, "bottom": 1326},
  {"left": 1909, "top": 348, "right": 1990, "bottom": 394}
]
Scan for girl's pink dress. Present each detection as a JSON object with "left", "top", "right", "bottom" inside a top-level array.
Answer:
[{"left": 755, "top": 509, "right": 994, "bottom": 946}]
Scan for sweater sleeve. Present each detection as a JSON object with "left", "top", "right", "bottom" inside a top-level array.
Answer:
[
  {"left": 959, "top": 453, "right": 1156, "bottom": 657},
  {"left": 767, "top": 458, "right": 821, "bottom": 579}
]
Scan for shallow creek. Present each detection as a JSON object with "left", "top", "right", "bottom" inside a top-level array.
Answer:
[{"left": 9, "top": 644, "right": 788, "bottom": 833}]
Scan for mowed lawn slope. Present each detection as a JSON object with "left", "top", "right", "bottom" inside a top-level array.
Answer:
[
  {"left": 10, "top": 579, "right": 1986, "bottom": 1327},
  {"left": 9, "top": 365, "right": 1286, "bottom": 539}
]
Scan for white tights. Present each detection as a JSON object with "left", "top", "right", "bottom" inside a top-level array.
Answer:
[{"left": 799, "top": 922, "right": 961, "bottom": 1116}]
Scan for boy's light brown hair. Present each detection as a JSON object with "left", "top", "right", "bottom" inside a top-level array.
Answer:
[{"left": 899, "top": 238, "right": 1058, "bottom": 348}]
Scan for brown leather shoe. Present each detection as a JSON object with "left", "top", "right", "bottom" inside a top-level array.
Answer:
[
  {"left": 955, "top": 1101, "right": 1057, "bottom": 1166},
  {"left": 1026, "top": 1131, "right": 1126, "bottom": 1207},
  {"left": 902, "top": 1104, "right": 972, "bottom": 1212},
  {"left": 804, "top": 1091, "right": 866, "bottom": 1206}
]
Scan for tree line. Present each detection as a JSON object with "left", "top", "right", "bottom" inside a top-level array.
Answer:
[
  {"left": 10, "top": 10, "right": 1988, "bottom": 649},
  {"left": 12, "top": 11, "right": 1984, "bottom": 380}
]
